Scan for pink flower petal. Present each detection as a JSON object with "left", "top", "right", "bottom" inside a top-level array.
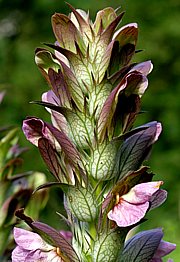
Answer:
[
  {"left": 13, "top": 227, "right": 51, "bottom": 251},
  {"left": 42, "top": 90, "right": 60, "bottom": 107},
  {"left": 42, "top": 91, "right": 68, "bottom": 134},
  {"left": 22, "top": 118, "right": 50, "bottom": 147},
  {"left": 12, "top": 246, "right": 27, "bottom": 262},
  {"left": 22, "top": 117, "right": 61, "bottom": 150},
  {"left": 122, "top": 181, "right": 163, "bottom": 204},
  {"left": 108, "top": 200, "right": 149, "bottom": 227},
  {"left": 12, "top": 246, "right": 62, "bottom": 262},
  {"left": 12, "top": 228, "right": 64, "bottom": 262},
  {"left": 25, "top": 249, "right": 48, "bottom": 261},
  {"left": 54, "top": 41, "right": 70, "bottom": 67}
]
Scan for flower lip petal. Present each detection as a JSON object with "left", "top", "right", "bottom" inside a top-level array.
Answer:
[
  {"left": 22, "top": 117, "right": 61, "bottom": 151},
  {"left": 12, "top": 228, "right": 67, "bottom": 262},
  {"left": 108, "top": 200, "right": 149, "bottom": 227},
  {"left": 108, "top": 181, "right": 163, "bottom": 227},
  {"left": 42, "top": 90, "right": 60, "bottom": 106},
  {"left": 12, "top": 246, "right": 27, "bottom": 262},
  {"left": 13, "top": 227, "right": 51, "bottom": 251},
  {"left": 122, "top": 181, "right": 163, "bottom": 204},
  {"left": 22, "top": 117, "right": 45, "bottom": 147},
  {"left": 42, "top": 91, "right": 60, "bottom": 113}
]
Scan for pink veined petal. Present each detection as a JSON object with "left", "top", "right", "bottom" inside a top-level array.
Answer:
[
  {"left": 22, "top": 117, "right": 61, "bottom": 151},
  {"left": 42, "top": 90, "right": 60, "bottom": 106},
  {"left": 25, "top": 249, "right": 48, "bottom": 261},
  {"left": 122, "top": 181, "right": 163, "bottom": 204},
  {"left": 12, "top": 246, "right": 49, "bottom": 262},
  {"left": 42, "top": 91, "right": 69, "bottom": 134},
  {"left": 13, "top": 227, "right": 51, "bottom": 251},
  {"left": 42, "top": 91, "right": 61, "bottom": 118},
  {"left": 12, "top": 246, "right": 27, "bottom": 262},
  {"left": 55, "top": 50, "right": 70, "bottom": 66},
  {"left": 54, "top": 41, "right": 70, "bottom": 67},
  {"left": 107, "top": 200, "right": 149, "bottom": 227},
  {"left": 22, "top": 118, "right": 54, "bottom": 147},
  {"left": 22, "top": 118, "right": 44, "bottom": 146}
]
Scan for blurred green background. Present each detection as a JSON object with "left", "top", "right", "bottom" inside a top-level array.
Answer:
[{"left": 0, "top": 0, "right": 179, "bottom": 260}]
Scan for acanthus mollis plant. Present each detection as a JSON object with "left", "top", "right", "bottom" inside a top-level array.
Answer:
[{"left": 12, "top": 4, "right": 176, "bottom": 262}]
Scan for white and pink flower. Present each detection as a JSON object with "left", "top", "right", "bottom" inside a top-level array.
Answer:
[
  {"left": 108, "top": 181, "right": 164, "bottom": 227},
  {"left": 12, "top": 227, "right": 72, "bottom": 262}
]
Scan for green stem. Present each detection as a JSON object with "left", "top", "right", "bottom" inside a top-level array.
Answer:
[{"left": 89, "top": 220, "right": 97, "bottom": 240}]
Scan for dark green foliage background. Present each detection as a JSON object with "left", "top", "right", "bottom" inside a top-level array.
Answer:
[{"left": 0, "top": 0, "right": 179, "bottom": 260}]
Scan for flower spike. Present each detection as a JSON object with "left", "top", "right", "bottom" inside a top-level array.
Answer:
[{"left": 13, "top": 3, "right": 176, "bottom": 262}]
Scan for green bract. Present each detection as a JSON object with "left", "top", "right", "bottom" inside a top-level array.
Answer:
[
  {"left": 66, "top": 186, "right": 97, "bottom": 222},
  {"left": 92, "top": 230, "right": 125, "bottom": 262}
]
